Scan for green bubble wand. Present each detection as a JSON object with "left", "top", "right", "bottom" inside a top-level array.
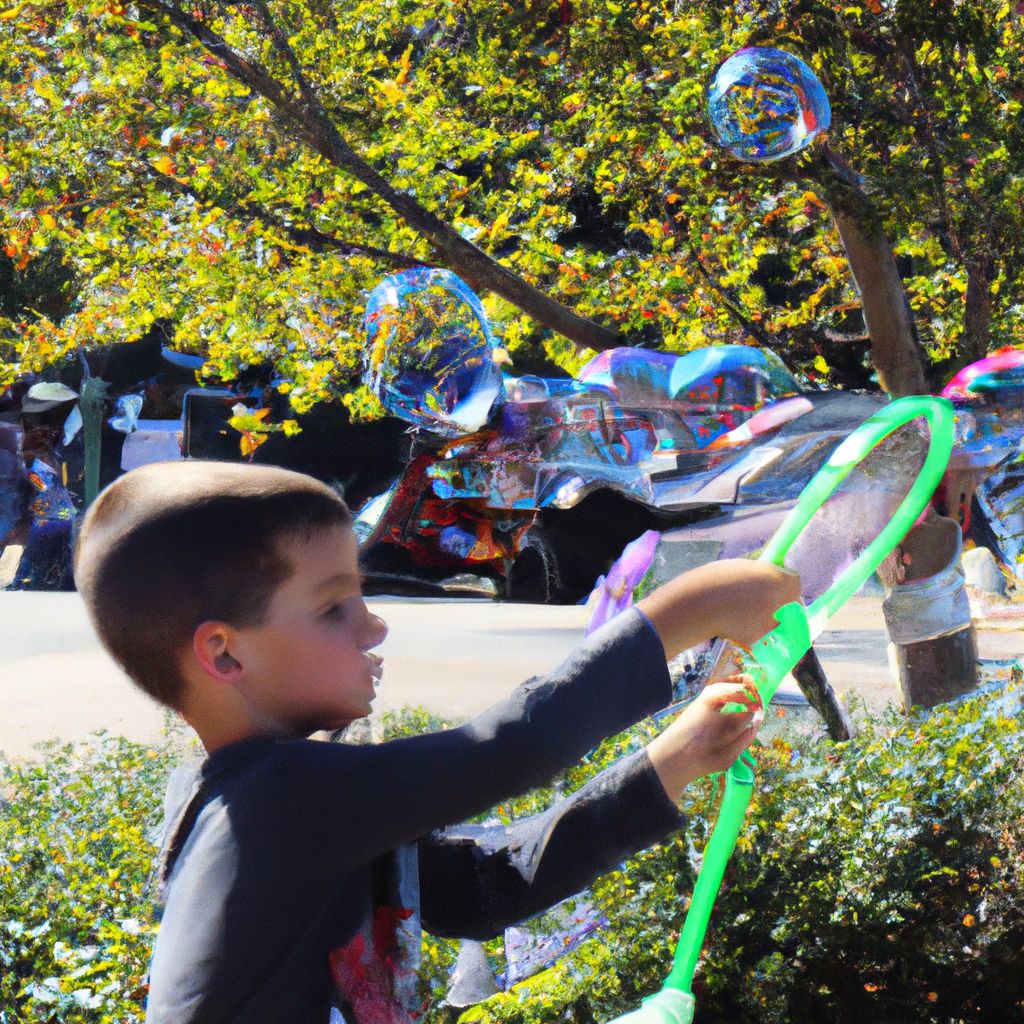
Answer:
[{"left": 610, "top": 395, "right": 955, "bottom": 1024}]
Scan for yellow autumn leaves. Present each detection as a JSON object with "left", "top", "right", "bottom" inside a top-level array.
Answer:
[{"left": 227, "top": 405, "right": 301, "bottom": 459}]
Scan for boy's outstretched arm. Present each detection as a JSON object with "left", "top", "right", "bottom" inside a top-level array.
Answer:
[
  {"left": 637, "top": 558, "right": 801, "bottom": 660},
  {"left": 420, "top": 681, "right": 763, "bottom": 938},
  {"left": 282, "top": 561, "right": 801, "bottom": 912}
]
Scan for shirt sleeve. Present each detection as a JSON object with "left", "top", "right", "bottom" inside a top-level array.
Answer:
[
  {"left": 145, "top": 609, "right": 674, "bottom": 1024},
  {"left": 417, "top": 748, "right": 684, "bottom": 939},
  {"left": 270, "top": 607, "right": 673, "bottom": 878}
]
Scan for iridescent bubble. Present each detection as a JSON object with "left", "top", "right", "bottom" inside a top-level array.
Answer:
[
  {"left": 362, "top": 267, "right": 504, "bottom": 437},
  {"left": 941, "top": 346, "right": 1024, "bottom": 401},
  {"left": 706, "top": 47, "right": 831, "bottom": 162}
]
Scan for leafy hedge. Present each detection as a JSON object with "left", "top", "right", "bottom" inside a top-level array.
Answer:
[
  {"left": 3, "top": 676, "right": 1024, "bottom": 1024},
  {"left": 447, "top": 675, "right": 1024, "bottom": 1024},
  {"left": 0, "top": 735, "right": 180, "bottom": 1023}
]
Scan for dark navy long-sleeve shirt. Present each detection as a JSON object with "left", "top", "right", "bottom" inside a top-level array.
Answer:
[{"left": 146, "top": 609, "right": 682, "bottom": 1024}]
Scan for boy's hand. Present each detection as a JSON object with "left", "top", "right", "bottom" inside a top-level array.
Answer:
[
  {"left": 638, "top": 559, "right": 802, "bottom": 659},
  {"left": 711, "top": 562, "right": 803, "bottom": 650},
  {"left": 646, "top": 677, "right": 763, "bottom": 803}
]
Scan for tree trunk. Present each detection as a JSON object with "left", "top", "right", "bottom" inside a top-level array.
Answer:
[
  {"left": 962, "top": 259, "right": 995, "bottom": 369},
  {"left": 877, "top": 514, "right": 978, "bottom": 710},
  {"left": 809, "top": 150, "right": 928, "bottom": 397}
]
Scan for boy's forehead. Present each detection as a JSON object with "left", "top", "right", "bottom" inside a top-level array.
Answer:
[{"left": 274, "top": 524, "right": 361, "bottom": 592}]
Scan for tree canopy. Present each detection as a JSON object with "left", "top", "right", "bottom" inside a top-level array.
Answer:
[{"left": 1, "top": 0, "right": 1022, "bottom": 411}]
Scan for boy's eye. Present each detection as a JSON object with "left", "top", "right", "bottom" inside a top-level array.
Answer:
[{"left": 321, "top": 603, "right": 346, "bottom": 621}]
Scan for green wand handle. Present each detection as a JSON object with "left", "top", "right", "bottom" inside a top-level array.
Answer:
[{"left": 608, "top": 395, "right": 954, "bottom": 1024}]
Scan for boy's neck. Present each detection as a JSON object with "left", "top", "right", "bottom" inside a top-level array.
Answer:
[{"left": 180, "top": 687, "right": 299, "bottom": 755}]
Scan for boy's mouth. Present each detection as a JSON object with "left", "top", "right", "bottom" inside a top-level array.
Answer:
[{"left": 368, "top": 653, "right": 384, "bottom": 684}]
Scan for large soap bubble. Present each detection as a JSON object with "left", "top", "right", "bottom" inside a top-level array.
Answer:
[
  {"left": 707, "top": 47, "right": 831, "bottom": 162},
  {"left": 942, "top": 346, "right": 1024, "bottom": 402},
  {"left": 363, "top": 267, "right": 504, "bottom": 437}
]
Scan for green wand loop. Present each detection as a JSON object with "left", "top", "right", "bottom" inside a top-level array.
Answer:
[{"left": 609, "top": 395, "right": 955, "bottom": 1024}]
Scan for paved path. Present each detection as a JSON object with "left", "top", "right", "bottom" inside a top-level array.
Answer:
[{"left": 0, "top": 592, "right": 1020, "bottom": 760}]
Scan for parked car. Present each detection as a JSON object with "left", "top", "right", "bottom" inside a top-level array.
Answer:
[{"left": 357, "top": 268, "right": 900, "bottom": 601}]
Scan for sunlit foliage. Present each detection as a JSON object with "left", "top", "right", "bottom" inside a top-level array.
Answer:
[{"left": 1, "top": 1, "right": 1021, "bottom": 404}]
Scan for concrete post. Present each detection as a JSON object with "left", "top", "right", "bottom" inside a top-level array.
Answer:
[
  {"left": 878, "top": 513, "right": 978, "bottom": 710},
  {"left": 79, "top": 376, "right": 109, "bottom": 508}
]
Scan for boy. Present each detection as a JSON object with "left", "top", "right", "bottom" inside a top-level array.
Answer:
[{"left": 74, "top": 460, "right": 799, "bottom": 1024}]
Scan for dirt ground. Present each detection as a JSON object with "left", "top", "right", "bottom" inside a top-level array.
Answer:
[{"left": 0, "top": 591, "right": 1020, "bottom": 761}]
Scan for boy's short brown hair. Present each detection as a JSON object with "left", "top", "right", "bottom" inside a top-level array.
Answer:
[{"left": 74, "top": 460, "right": 351, "bottom": 709}]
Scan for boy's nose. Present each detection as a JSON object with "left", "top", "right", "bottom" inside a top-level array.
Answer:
[{"left": 362, "top": 611, "right": 388, "bottom": 650}]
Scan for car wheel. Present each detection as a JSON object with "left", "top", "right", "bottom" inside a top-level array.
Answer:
[{"left": 506, "top": 528, "right": 561, "bottom": 603}]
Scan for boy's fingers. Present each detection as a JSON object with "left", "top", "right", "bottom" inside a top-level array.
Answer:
[
  {"left": 704, "top": 677, "right": 763, "bottom": 714},
  {"left": 726, "top": 704, "right": 764, "bottom": 748},
  {"left": 700, "top": 678, "right": 765, "bottom": 752}
]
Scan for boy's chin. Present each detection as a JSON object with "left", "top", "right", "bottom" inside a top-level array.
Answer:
[{"left": 313, "top": 711, "right": 372, "bottom": 735}]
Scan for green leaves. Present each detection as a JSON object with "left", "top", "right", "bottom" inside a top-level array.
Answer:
[
  {"left": 3, "top": 673, "right": 1024, "bottom": 1023},
  {"left": 414, "top": 669, "right": 1024, "bottom": 1024},
  {"left": 2, "top": 0, "right": 1023, "bottom": 399},
  {"left": 0, "top": 734, "right": 182, "bottom": 1023}
]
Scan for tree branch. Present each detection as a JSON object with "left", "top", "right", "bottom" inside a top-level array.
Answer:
[
  {"left": 135, "top": 0, "right": 622, "bottom": 351},
  {"left": 240, "top": 201, "right": 432, "bottom": 269},
  {"left": 824, "top": 327, "right": 870, "bottom": 344},
  {"left": 892, "top": 36, "right": 965, "bottom": 262},
  {"left": 140, "top": 156, "right": 429, "bottom": 269},
  {"left": 243, "top": 0, "right": 321, "bottom": 112},
  {"left": 663, "top": 201, "right": 802, "bottom": 376}
]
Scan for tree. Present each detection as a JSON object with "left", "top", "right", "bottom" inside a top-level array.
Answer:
[
  {"left": 1, "top": 0, "right": 1021, "bottom": 408},
  {"left": 0, "top": 246, "right": 76, "bottom": 324},
  {"left": 743, "top": 0, "right": 1024, "bottom": 385}
]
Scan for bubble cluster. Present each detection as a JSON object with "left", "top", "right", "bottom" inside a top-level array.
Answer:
[
  {"left": 707, "top": 47, "right": 831, "bottom": 162},
  {"left": 362, "top": 268, "right": 504, "bottom": 436}
]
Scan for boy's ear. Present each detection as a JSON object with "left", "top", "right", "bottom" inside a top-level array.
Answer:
[{"left": 192, "top": 621, "right": 244, "bottom": 685}]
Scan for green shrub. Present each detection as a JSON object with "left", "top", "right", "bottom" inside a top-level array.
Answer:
[
  {"left": 454, "top": 674, "right": 1024, "bottom": 1024},
  {"left": 0, "top": 735, "right": 177, "bottom": 1024},
  {"left": 4, "top": 677, "right": 1024, "bottom": 1024}
]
